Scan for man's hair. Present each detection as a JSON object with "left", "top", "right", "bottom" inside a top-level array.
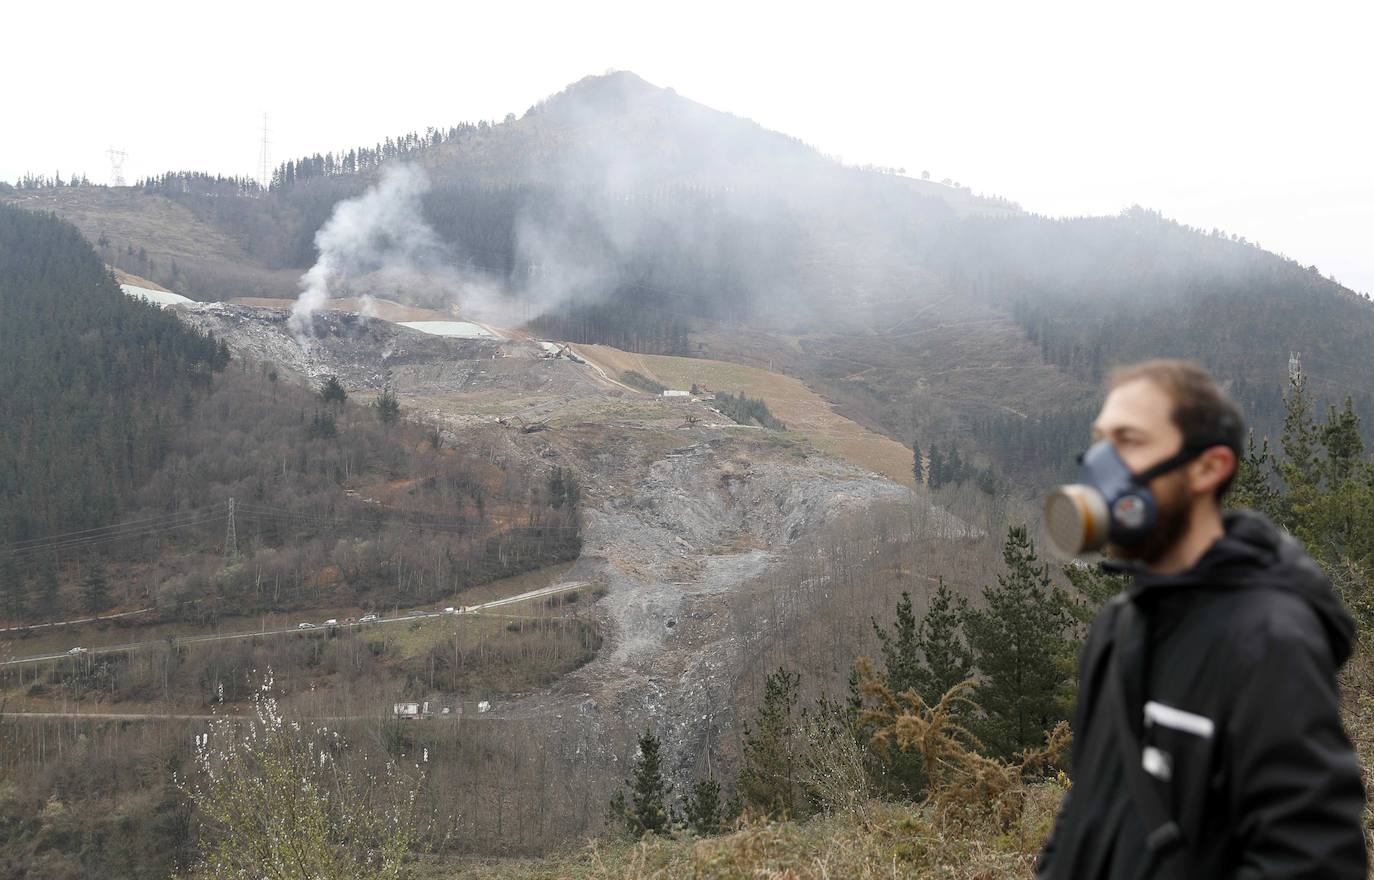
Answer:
[{"left": 1107, "top": 359, "right": 1246, "bottom": 496}]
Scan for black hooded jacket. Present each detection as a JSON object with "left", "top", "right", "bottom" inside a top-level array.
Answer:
[{"left": 1036, "top": 510, "right": 1367, "bottom": 879}]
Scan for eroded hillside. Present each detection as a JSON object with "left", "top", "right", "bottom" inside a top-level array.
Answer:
[{"left": 163, "top": 296, "right": 984, "bottom": 849}]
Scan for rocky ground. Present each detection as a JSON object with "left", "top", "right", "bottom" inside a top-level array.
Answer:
[{"left": 177, "top": 300, "right": 961, "bottom": 805}]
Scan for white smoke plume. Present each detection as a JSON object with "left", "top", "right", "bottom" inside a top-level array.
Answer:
[{"left": 288, "top": 164, "right": 450, "bottom": 341}]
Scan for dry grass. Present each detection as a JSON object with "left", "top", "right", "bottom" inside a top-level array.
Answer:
[
  {"left": 109, "top": 266, "right": 171, "bottom": 291},
  {"left": 576, "top": 344, "right": 917, "bottom": 487},
  {"left": 435, "top": 793, "right": 1061, "bottom": 880},
  {"left": 2, "top": 188, "right": 244, "bottom": 263},
  {"left": 1, "top": 187, "right": 303, "bottom": 300}
]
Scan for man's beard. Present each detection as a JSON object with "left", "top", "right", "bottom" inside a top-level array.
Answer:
[{"left": 1108, "top": 472, "right": 1193, "bottom": 565}]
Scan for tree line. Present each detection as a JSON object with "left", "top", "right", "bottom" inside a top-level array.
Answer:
[{"left": 267, "top": 119, "right": 499, "bottom": 194}]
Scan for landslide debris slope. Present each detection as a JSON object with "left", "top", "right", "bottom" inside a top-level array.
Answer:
[{"left": 184, "top": 301, "right": 960, "bottom": 847}]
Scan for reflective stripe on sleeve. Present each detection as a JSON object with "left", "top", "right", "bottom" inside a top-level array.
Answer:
[{"left": 1144, "top": 700, "right": 1215, "bottom": 738}]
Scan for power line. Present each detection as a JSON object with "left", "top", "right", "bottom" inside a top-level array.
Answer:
[
  {"left": 4, "top": 510, "right": 220, "bottom": 555},
  {"left": 5, "top": 507, "right": 218, "bottom": 551},
  {"left": 1, "top": 511, "right": 223, "bottom": 560},
  {"left": 106, "top": 147, "right": 126, "bottom": 187},
  {"left": 257, "top": 113, "right": 271, "bottom": 189},
  {"left": 224, "top": 497, "right": 238, "bottom": 561},
  {"left": 234, "top": 501, "right": 576, "bottom": 538},
  {"left": 1, "top": 501, "right": 575, "bottom": 563}
]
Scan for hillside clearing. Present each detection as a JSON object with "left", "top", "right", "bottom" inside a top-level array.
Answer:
[{"left": 575, "top": 344, "right": 917, "bottom": 488}]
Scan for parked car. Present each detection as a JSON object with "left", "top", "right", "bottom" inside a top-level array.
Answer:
[
  {"left": 67, "top": 646, "right": 89, "bottom": 655},
  {"left": 323, "top": 618, "right": 338, "bottom": 626},
  {"left": 297, "top": 622, "right": 316, "bottom": 629},
  {"left": 443, "top": 607, "right": 457, "bottom": 614},
  {"left": 359, "top": 613, "right": 379, "bottom": 623}
]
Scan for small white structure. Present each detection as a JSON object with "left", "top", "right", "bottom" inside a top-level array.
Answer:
[
  {"left": 398, "top": 320, "right": 494, "bottom": 338},
  {"left": 477, "top": 700, "right": 491, "bottom": 714},
  {"left": 662, "top": 389, "right": 690, "bottom": 398},
  {"left": 393, "top": 698, "right": 461, "bottom": 720}
]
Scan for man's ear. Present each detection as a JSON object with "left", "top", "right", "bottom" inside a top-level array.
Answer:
[{"left": 1191, "top": 446, "right": 1237, "bottom": 496}]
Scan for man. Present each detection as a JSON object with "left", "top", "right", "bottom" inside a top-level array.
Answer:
[{"left": 1036, "top": 360, "right": 1366, "bottom": 879}]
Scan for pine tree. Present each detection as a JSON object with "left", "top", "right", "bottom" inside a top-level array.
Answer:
[
  {"left": 976, "top": 466, "right": 998, "bottom": 495},
  {"left": 1242, "top": 381, "right": 1374, "bottom": 627},
  {"left": 914, "top": 578, "right": 975, "bottom": 703},
  {"left": 866, "top": 591, "right": 930, "bottom": 796},
  {"left": 927, "top": 444, "right": 945, "bottom": 490},
  {"left": 947, "top": 445, "right": 964, "bottom": 484},
  {"left": 738, "top": 667, "right": 802, "bottom": 817},
  {"left": 82, "top": 562, "right": 109, "bottom": 613},
  {"left": 912, "top": 443, "right": 924, "bottom": 486},
  {"left": 871, "top": 591, "right": 921, "bottom": 695},
  {"left": 962, "top": 526, "right": 1076, "bottom": 759},
  {"left": 627, "top": 728, "right": 672, "bottom": 836},
  {"left": 1279, "top": 366, "right": 1320, "bottom": 492},
  {"left": 684, "top": 777, "right": 723, "bottom": 835},
  {"left": 1229, "top": 431, "right": 1280, "bottom": 516},
  {"left": 1062, "top": 562, "right": 1129, "bottom": 628},
  {"left": 374, "top": 387, "right": 400, "bottom": 426},
  {"left": 1321, "top": 397, "right": 1363, "bottom": 486},
  {"left": 1300, "top": 396, "right": 1374, "bottom": 578},
  {"left": 319, "top": 375, "right": 348, "bottom": 405}
]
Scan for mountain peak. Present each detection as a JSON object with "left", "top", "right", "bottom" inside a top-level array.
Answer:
[{"left": 529, "top": 70, "right": 680, "bottom": 123}]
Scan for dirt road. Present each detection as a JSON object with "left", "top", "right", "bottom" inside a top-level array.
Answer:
[{"left": 0, "top": 582, "right": 588, "bottom": 667}]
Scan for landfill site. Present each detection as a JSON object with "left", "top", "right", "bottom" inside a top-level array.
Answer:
[{"left": 154, "top": 289, "right": 963, "bottom": 803}]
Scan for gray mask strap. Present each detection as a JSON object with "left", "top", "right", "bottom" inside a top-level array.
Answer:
[{"left": 1130, "top": 443, "right": 1213, "bottom": 486}]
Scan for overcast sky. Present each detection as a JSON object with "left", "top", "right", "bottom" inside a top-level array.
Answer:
[{"left": 5, "top": 0, "right": 1371, "bottom": 294}]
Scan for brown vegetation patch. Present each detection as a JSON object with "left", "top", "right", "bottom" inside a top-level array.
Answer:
[{"left": 576, "top": 344, "right": 917, "bottom": 487}]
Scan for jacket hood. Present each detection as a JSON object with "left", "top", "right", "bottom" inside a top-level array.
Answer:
[{"left": 1116, "top": 509, "right": 1357, "bottom": 666}]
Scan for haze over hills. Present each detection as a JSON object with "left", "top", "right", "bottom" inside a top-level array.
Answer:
[{"left": 7, "top": 71, "right": 1372, "bottom": 490}]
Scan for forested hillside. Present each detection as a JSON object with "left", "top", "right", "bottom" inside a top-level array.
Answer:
[
  {"left": 0, "top": 206, "right": 580, "bottom": 627},
  {"left": 0, "top": 203, "right": 229, "bottom": 544},
  {"left": 934, "top": 208, "right": 1374, "bottom": 478}
]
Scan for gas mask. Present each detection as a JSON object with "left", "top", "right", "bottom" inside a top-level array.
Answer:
[{"left": 1044, "top": 440, "right": 1211, "bottom": 557}]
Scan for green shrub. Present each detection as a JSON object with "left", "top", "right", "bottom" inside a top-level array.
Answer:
[
  {"left": 622, "top": 371, "right": 667, "bottom": 394},
  {"left": 714, "top": 392, "right": 785, "bottom": 429}
]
